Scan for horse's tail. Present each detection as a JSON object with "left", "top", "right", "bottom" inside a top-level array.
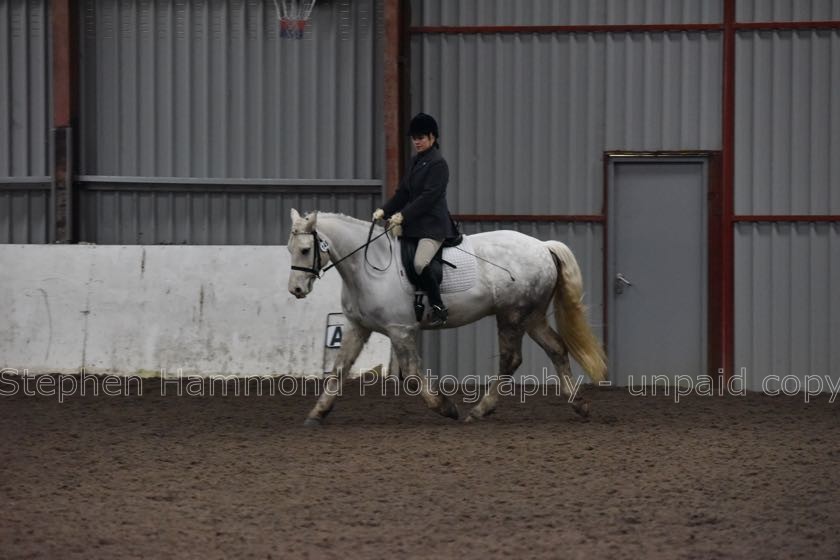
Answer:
[{"left": 544, "top": 241, "right": 608, "bottom": 383}]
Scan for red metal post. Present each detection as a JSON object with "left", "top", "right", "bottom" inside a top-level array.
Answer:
[
  {"left": 52, "top": 0, "right": 72, "bottom": 128},
  {"left": 51, "top": 0, "right": 75, "bottom": 242},
  {"left": 383, "top": 0, "right": 406, "bottom": 199},
  {"left": 720, "top": 0, "right": 737, "bottom": 383},
  {"left": 706, "top": 153, "right": 725, "bottom": 388}
]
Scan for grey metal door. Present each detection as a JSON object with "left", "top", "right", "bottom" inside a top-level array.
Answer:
[{"left": 607, "top": 158, "right": 707, "bottom": 386}]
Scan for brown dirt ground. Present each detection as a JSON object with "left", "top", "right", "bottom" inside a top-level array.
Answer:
[{"left": 1, "top": 376, "right": 839, "bottom": 559}]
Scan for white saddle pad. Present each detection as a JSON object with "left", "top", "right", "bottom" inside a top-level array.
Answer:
[{"left": 397, "top": 236, "right": 478, "bottom": 294}]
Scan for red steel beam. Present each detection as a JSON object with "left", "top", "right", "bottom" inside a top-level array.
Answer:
[
  {"left": 720, "top": 0, "right": 736, "bottom": 384},
  {"left": 733, "top": 215, "right": 840, "bottom": 222},
  {"left": 410, "top": 21, "right": 840, "bottom": 35},
  {"left": 52, "top": 0, "right": 72, "bottom": 128},
  {"left": 383, "top": 0, "right": 403, "bottom": 199},
  {"left": 735, "top": 21, "right": 840, "bottom": 31},
  {"left": 411, "top": 23, "right": 723, "bottom": 34},
  {"left": 453, "top": 214, "right": 605, "bottom": 223},
  {"left": 51, "top": 0, "right": 75, "bottom": 242},
  {"left": 706, "top": 153, "right": 725, "bottom": 389}
]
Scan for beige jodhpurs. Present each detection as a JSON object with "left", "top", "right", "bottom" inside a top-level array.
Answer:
[{"left": 414, "top": 238, "right": 443, "bottom": 275}]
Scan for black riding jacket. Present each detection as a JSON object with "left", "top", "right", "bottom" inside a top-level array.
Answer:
[{"left": 382, "top": 146, "right": 457, "bottom": 240}]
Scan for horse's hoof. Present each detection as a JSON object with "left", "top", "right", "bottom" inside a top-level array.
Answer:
[
  {"left": 303, "top": 417, "right": 323, "bottom": 428},
  {"left": 572, "top": 399, "right": 591, "bottom": 418},
  {"left": 464, "top": 410, "right": 483, "bottom": 423},
  {"left": 440, "top": 400, "right": 461, "bottom": 421}
]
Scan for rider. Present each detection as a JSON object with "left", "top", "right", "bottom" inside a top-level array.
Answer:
[{"left": 373, "top": 112, "right": 457, "bottom": 327}]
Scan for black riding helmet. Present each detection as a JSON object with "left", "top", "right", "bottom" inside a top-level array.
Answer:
[{"left": 408, "top": 112, "right": 439, "bottom": 140}]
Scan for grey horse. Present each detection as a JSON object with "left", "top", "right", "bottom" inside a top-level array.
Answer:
[{"left": 287, "top": 209, "right": 607, "bottom": 425}]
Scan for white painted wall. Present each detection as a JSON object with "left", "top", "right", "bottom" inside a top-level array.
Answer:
[{"left": 0, "top": 245, "right": 390, "bottom": 377}]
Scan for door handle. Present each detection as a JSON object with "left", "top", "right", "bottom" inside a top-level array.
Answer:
[{"left": 615, "top": 273, "right": 633, "bottom": 295}]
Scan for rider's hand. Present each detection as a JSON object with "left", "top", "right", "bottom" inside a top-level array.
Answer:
[
  {"left": 389, "top": 212, "right": 404, "bottom": 226},
  {"left": 372, "top": 208, "right": 385, "bottom": 221}
]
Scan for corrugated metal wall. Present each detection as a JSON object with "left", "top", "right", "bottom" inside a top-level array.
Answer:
[
  {"left": 604, "top": 32, "right": 721, "bottom": 150},
  {"left": 732, "top": 15, "right": 840, "bottom": 390},
  {"left": 0, "top": 179, "right": 51, "bottom": 243},
  {"left": 412, "top": 0, "right": 840, "bottom": 388},
  {"left": 734, "top": 223, "right": 840, "bottom": 391},
  {"left": 77, "top": 181, "right": 379, "bottom": 244},
  {"left": 734, "top": 29, "right": 840, "bottom": 214},
  {"left": 411, "top": 32, "right": 721, "bottom": 214},
  {"left": 79, "top": 0, "right": 382, "bottom": 179},
  {"left": 410, "top": 1, "right": 723, "bottom": 382},
  {"left": 5, "top": 0, "right": 840, "bottom": 388},
  {"left": 76, "top": 0, "right": 383, "bottom": 244},
  {"left": 420, "top": 221, "right": 603, "bottom": 382},
  {"left": 412, "top": 0, "right": 722, "bottom": 26},
  {"left": 0, "top": 0, "right": 51, "bottom": 243}
]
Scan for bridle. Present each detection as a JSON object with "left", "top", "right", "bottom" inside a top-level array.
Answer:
[
  {"left": 290, "top": 231, "right": 329, "bottom": 278},
  {"left": 290, "top": 222, "right": 395, "bottom": 280}
]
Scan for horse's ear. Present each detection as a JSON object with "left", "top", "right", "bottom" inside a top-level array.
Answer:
[
  {"left": 304, "top": 211, "right": 317, "bottom": 230},
  {"left": 290, "top": 208, "right": 301, "bottom": 223}
]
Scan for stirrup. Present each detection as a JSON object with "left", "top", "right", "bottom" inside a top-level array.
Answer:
[
  {"left": 429, "top": 304, "right": 448, "bottom": 327},
  {"left": 413, "top": 293, "right": 425, "bottom": 322}
]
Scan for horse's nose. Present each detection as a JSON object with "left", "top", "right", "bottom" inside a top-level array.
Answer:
[{"left": 293, "top": 286, "right": 303, "bottom": 296}]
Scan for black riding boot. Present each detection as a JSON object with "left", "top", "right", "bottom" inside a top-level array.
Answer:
[{"left": 419, "top": 260, "right": 447, "bottom": 327}]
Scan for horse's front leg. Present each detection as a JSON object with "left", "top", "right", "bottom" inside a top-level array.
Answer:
[
  {"left": 304, "top": 322, "right": 371, "bottom": 427},
  {"left": 389, "top": 327, "right": 460, "bottom": 421}
]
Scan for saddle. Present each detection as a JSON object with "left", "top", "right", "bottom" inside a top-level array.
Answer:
[
  {"left": 398, "top": 234, "right": 477, "bottom": 322},
  {"left": 399, "top": 236, "right": 453, "bottom": 322},
  {"left": 398, "top": 236, "right": 460, "bottom": 288}
]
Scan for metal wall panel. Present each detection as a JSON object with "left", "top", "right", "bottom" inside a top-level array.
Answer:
[
  {"left": 736, "top": 0, "right": 840, "bottom": 22},
  {"left": 77, "top": 181, "right": 380, "bottom": 244},
  {"left": 0, "top": 0, "right": 51, "bottom": 243},
  {"left": 412, "top": 0, "right": 722, "bottom": 26},
  {"left": 420, "top": 221, "right": 604, "bottom": 383},
  {"left": 605, "top": 32, "right": 722, "bottom": 150},
  {"left": 0, "top": 0, "right": 50, "bottom": 178},
  {"left": 411, "top": 32, "right": 721, "bottom": 215},
  {"left": 734, "top": 223, "right": 840, "bottom": 392},
  {"left": 79, "top": 0, "right": 382, "bottom": 180},
  {"left": 0, "top": 181, "right": 51, "bottom": 243},
  {"left": 734, "top": 30, "right": 840, "bottom": 214}
]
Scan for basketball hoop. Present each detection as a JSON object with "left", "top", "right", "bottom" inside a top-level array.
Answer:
[{"left": 273, "top": 0, "right": 317, "bottom": 40}]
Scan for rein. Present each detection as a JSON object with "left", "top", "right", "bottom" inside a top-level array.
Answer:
[
  {"left": 292, "top": 220, "right": 515, "bottom": 282},
  {"left": 291, "top": 222, "right": 394, "bottom": 279}
]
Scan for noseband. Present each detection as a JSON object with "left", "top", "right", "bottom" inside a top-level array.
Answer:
[{"left": 290, "top": 231, "right": 329, "bottom": 278}]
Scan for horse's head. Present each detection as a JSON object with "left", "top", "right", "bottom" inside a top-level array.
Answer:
[{"left": 287, "top": 209, "right": 331, "bottom": 298}]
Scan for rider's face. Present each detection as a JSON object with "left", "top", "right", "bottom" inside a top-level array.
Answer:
[{"left": 411, "top": 134, "right": 435, "bottom": 153}]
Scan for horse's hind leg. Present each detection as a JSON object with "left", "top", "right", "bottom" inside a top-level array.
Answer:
[
  {"left": 465, "top": 323, "right": 524, "bottom": 422},
  {"left": 304, "top": 322, "right": 371, "bottom": 426},
  {"left": 528, "top": 318, "right": 590, "bottom": 418},
  {"left": 389, "top": 327, "right": 460, "bottom": 421}
]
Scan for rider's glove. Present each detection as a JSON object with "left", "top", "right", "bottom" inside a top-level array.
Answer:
[
  {"left": 389, "top": 212, "right": 404, "bottom": 238},
  {"left": 372, "top": 208, "right": 385, "bottom": 221}
]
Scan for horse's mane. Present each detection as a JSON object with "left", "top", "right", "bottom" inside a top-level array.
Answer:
[
  {"left": 293, "top": 211, "right": 384, "bottom": 237},
  {"left": 315, "top": 212, "right": 370, "bottom": 228}
]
